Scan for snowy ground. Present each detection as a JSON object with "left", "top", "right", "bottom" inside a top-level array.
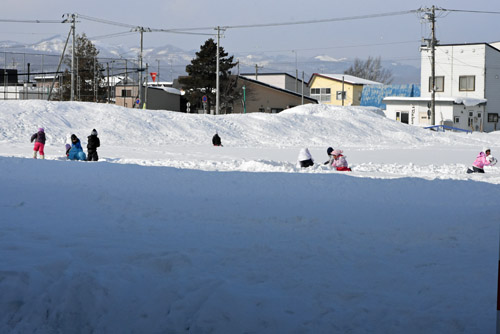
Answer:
[{"left": 1, "top": 100, "right": 499, "bottom": 333}]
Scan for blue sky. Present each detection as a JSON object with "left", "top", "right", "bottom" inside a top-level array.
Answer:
[{"left": 1, "top": 0, "right": 499, "bottom": 66}]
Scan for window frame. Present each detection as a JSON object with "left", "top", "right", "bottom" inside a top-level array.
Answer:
[
  {"left": 428, "top": 76, "right": 444, "bottom": 92},
  {"left": 459, "top": 75, "right": 475, "bottom": 92}
]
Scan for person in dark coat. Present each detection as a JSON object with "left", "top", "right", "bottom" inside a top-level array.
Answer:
[
  {"left": 87, "top": 129, "right": 101, "bottom": 161},
  {"left": 30, "top": 127, "right": 46, "bottom": 159},
  {"left": 212, "top": 132, "right": 222, "bottom": 146}
]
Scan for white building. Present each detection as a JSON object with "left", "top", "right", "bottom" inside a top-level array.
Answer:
[{"left": 384, "top": 42, "right": 500, "bottom": 132}]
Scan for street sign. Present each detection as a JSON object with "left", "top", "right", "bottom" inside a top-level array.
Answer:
[
  {"left": 150, "top": 72, "right": 157, "bottom": 82},
  {"left": 202, "top": 95, "right": 207, "bottom": 103}
]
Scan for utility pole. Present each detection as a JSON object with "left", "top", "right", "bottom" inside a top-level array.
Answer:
[
  {"left": 215, "top": 26, "right": 224, "bottom": 115},
  {"left": 421, "top": 6, "right": 437, "bottom": 125},
  {"left": 107, "top": 62, "right": 110, "bottom": 103},
  {"left": 342, "top": 76, "right": 345, "bottom": 106},
  {"left": 301, "top": 71, "right": 304, "bottom": 105},
  {"left": 62, "top": 14, "right": 77, "bottom": 101},
  {"left": 134, "top": 26, "right": 151, "bottom": 108},
  {"left": 71, "top": 14, "right": 76, "bottom": 101},
  {"left": 156, "top": 59, "right": 160, "bottom": 83},
  {"left": 255, "top": 64, "right": 259, "bottom": 80},
  {"left": 430, "top": 5, "right": 436, "bottom": 125}
]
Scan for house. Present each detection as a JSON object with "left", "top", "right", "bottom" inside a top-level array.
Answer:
[
  {"left": 384, "top": 42, "right": 500, "bottom": 132},
  {"left": 232, "top": 75, "right": 317, "bottom": 114},
  {"left": 308, "top": 73, "right": 382, "bottom": 106},
  {"left": 114, "top": 78, "right": 139, "bottom": 108},
  {"left": 240, "top": 72, "right": 310, "bottom": 96},
  {"left": 141, "top": 85, "right": 181, "bottom": 112}
]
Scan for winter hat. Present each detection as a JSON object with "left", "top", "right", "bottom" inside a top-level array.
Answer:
[
  {"left": 91, "top": 129, "right": 98, "bottom": 136},
  {"left": 71, "top": 134, "right": 77, "bottom": 141},
  {"left": 327, "top": 147, "right": 334, "bottom": 155},
  {"left": 38, "top": 127, "right": 44, "bottom": 133},
  {"left": 332, "top": 149, "right": 343, "bottom": 156},
  {"left": 483, "top": 147, "right": 491, "bottom": 154}
]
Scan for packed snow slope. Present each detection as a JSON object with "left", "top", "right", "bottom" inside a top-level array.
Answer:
[
  {"left": 1, "top": 100, "right": 499, "bottom": 182},
  {"left": 1, "top": 100, "right": 500, "bottom": 333}
]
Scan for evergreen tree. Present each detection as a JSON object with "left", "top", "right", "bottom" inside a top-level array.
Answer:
[
  {"left": 60, "top": 34, "right": 105, "bottom": 102},
  {"left": 179, "top": 38, "right": 239, "bottom": 114},
  {"left": 344, "top": 56, "right": 393, "bottom": 84}
]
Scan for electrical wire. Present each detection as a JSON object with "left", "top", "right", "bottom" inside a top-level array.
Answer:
[
  {"left": 0, "top": 19, "right": 61, "bottom": 23},
  {"left": 442, "top": 9, "right": 500, "bottom": 15}
]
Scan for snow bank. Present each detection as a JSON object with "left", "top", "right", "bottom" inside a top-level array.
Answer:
[{"left": 0, "top": 100, "right": 487, "bottom": 150}]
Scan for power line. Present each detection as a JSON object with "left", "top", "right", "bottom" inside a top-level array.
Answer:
[
  {"left": 442, "top": 8, "right": 500, "bottom": 15},
  {"left": 233, "top": 40, "right": 421, "bottom": 55},
  {"left": 223, "top": 10, "right": 418, "bottom": 29},
  {"left": 0, "top": 19, "right": 61, "bottom": 23}
]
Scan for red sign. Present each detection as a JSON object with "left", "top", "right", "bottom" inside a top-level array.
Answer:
[{"left": 150, "top": 72, "right": 157, "bottom": 82}]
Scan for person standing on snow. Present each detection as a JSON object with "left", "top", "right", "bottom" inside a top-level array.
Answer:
[
  {"left": 30, "top": 127, "right": 46, "bottom": 159},
  {"left": 467, "top": 147, "right": 497, "bottom": 173},
  {"left": 87, "top": 129, "right": 100, "bottom": 161},
  {"left": 297, "top": 148, "right": 314, "bottom": 168},
  {"left": 330, "top": 149, "right": 352, "bottom": 171}
]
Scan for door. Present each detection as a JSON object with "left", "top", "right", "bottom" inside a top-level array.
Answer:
[{"left": 400, "top": 112, "right": 409, "bottom": 124}]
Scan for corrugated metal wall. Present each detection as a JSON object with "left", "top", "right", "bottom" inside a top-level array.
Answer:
[{"left": 360, "top": 84, "right": 420, "bottom": 109}]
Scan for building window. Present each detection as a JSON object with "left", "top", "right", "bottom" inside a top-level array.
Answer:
[
  {"left": 258, "top": 108, "right": 265, "bottom": 113},
  {"left": 121, "top": 89, "right": 132, "bottom": 97},
  {"left": 454, "top": 116, "right": 460, "bottom": 123},
  {"left": 336, "top": 91, "right": 347, "bottom": 100},
  {"left": 428, "top": 76, "right": 444, "bottom": 92},
  {"left": 459, "top": 76, "right": 475, "bottom": 91},
  {"left": 311, "top": 88, "right": 331, "bottom": 102},
  {"left": 488, "top": 113, "right": 499, "bottom": 122}
]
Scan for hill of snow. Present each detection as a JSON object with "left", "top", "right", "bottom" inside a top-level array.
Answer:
[{"left": 0, "top": 100, "right": 499, "bottom": 333}]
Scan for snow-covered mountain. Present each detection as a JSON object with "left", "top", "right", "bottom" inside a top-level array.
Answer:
[{"left": 0, "top": 35, "right": 420, "bottom": 83}]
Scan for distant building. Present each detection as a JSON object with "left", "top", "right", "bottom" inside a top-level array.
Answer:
[
  {"left": 141, "top": 85, "right": 181, "bottom": 112},
  {"left": 384, "top": 42, "right": 500, "bottom": 132},
  {"left": 240, "top": 72, "right": 309, "bottom": 96},
  {"left": 114, "top": 78, "right": 139, "bottom": 108},
  {"left": 308, "top": 73, "right": 382, "bottom": 106},
  {"left": 232, "top": 76, "right": 317, "bottom": 114}
]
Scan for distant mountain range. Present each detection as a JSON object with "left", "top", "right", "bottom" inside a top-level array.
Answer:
[{"left": 0, "top": 35, "right": 420, "bottom": 84}]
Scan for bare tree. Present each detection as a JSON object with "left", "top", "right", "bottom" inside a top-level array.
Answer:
[{"left": 344, "top": 56, "right": 393, "bottom": 84}]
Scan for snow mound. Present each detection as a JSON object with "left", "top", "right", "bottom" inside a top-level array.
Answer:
[{"left": 0, "top": 100, "right": 486, "bottom": 150}]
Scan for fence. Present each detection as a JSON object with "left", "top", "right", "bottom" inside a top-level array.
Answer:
[{"left": 0, "top": 51, "right": 141, "bottom": 101}]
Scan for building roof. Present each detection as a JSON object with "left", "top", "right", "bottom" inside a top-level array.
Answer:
[
  {"left": 240, "top": 72, "right": 306, "bottom": 84},
  {"left": 383, "top": 96, "right": 487, "bottom": 106},
  {"left": 309, "top": 73, "right": 383, "bottom": 86},
  {"left": 239, "top": 75, "right": 317, "bottom": 103},
  {"left": 420, "top": 42, "right": 500, "bottom": 54}
]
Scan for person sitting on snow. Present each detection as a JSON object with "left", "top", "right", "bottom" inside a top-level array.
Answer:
[
  {"left": 68, "top": 134, "right": 87, "bottom": 161},
  {"left": 330, "top": 149, "right": 352, "bottom": 171},
  {"left": 212, "top": 132, "right": 222, "bottom": 146},
  {"left": 467, "top": 147, "right": 497, "bottom": 173},
  {"left": 324, "top": 147, "right": 335, "bottom": 165},
  {"left": 297, "top": 148, "right": 314, "bottom": 168}
]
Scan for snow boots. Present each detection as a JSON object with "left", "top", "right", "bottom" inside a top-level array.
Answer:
[{"left": 33, "top": 151, "right": 37, "bottom": 159}]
